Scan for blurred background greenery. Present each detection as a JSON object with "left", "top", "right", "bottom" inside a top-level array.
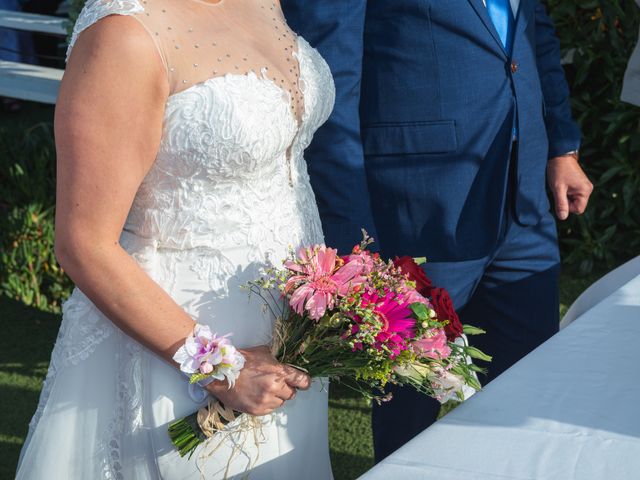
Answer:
[
  {"left": 1, "top": 1, "right": 639, "bottom": 479},
  {"left": 548, "top": 0, "right": 640, "bottom": 272}
]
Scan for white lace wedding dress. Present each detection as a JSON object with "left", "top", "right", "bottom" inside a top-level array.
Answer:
[{"left": 15, "top": 0, "right": 335, "bottom": 478}]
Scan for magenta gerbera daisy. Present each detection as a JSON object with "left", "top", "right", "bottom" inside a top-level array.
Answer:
[{"left": 363, "top": 292, "right": 416, "bottom": 358}]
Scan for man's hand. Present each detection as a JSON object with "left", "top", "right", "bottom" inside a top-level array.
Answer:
[{"left": 547, "top": 154, "right": 594, "bottom": 221}]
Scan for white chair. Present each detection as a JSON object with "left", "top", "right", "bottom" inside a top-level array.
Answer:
[
  {"left": 560, "top": 255, "right": 640, "bottom": 329},
  {"left": 0, "top": 9, "right": 66, "bottom": 104}
]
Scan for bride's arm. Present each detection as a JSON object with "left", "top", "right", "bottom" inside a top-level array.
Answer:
[
  {"left": 55, "top": 16, "right": 189, "bottom": 361},
  {"left": 55, "top": 16, "right": 308, "bottom": 415}
]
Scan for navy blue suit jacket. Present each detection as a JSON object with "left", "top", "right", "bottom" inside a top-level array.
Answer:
[{"left": 282, "top": 0, "right": 581, "bottom": 260}]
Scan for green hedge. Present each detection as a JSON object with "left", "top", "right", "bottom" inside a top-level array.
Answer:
[
  {"left": 548, "top": 0, "right": 640, "bottom": 273},
  {"left": 0, "top": 123, "right": 73, "bottom": 312}
]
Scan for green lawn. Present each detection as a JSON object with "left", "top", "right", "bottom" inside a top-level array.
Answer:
[{"left": 0, "top": 270, "right": 602, "bottom": 480}]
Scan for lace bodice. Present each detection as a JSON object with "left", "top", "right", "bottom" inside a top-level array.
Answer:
[{"left": 67, "top": 0, "right": 335, "bottom": 262}]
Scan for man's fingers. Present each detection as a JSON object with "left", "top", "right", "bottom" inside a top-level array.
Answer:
[
  {"left": 547, "top": 155, "right": 593, "bottom": 220},
  {"left": 569, "top": 193, "right": 589, "bottom": 215},
  {"left": 552, "top": 182, "right": 569, "bottom": 220},
  {"left": 567, "top": 179, "right": 593, "bottom": 215}
]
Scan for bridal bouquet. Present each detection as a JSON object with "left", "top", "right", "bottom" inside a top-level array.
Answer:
[{"left": 168, "top": 234, "right": 490, "bottom": 458}]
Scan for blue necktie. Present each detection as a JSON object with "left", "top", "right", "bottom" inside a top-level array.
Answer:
[{"left": 486, "top": 0, "right": 515, "bottom": 56}]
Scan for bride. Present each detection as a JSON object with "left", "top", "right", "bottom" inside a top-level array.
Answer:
[{"left": 15, "top": 0, "right": 335, "bottom": 478}]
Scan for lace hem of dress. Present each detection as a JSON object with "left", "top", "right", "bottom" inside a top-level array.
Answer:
[
  {"left": 26, "top": 289, "right": 115, "bottom": 433},
  {"left": 98, "top": 334, "right": 144, "bottom": 480},
  {"left": 59, "top": 289, "right": 116, "bottom": 364}
]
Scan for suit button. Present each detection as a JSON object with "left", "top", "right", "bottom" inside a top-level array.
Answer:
[{"left": 511, "top": 61, "right": 519, "bottom": 73}]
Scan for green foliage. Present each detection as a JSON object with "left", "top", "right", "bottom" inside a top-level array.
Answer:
[
  {"left": 548, "top": 0, "right": 640, "bottom": 273},
  {"left": 0, "top": 123, "right": 72, "bottom": 313},
  {"left": 0, "top": 205, "right": 71, "bottom": 313},
  {"left": 0, "top": 123, "right": 56, "bottom": 206}
]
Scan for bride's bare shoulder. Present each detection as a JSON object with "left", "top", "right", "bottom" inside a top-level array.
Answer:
[
  {"left": 66, "top": 13, "right": 159, "bottom": 68},
  {"left": 59, "top": 14, "right": 168, "bottom": 123}
]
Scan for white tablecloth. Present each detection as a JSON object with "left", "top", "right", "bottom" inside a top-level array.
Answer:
[{"left": 360, "top": 272, "right": 640, "bottom": 480}]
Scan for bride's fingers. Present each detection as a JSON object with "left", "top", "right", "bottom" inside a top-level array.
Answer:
[
  {"left": 284, "top": 385, "right": 297, "bottom": 400},
  {"left": 253, "top": 398, "right": 284, "bottom": 416},
  {"left": 283, "top": 367, "right": 311, "bottom": 390},
  {"left": 275, "top": 387, "right": 297, "bottom": 402},
  {"left": 273, "top": 380, "right": 296, "bottom": 401}
]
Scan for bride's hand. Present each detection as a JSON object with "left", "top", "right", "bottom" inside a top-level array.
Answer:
[{"left": 205, "top": 345, "right": 311, "bottom": 416}]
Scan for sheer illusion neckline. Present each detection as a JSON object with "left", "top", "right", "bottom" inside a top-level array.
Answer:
[{"left": 166, "top": 35, "right": 307, "bottom": 128}]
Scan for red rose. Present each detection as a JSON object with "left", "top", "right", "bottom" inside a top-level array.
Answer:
[
  {"left": 431, "top": 287, "right": 463, "bottom": 341},
  {"left": 394, "top": 256, "right": 433, "bottom": 297}
]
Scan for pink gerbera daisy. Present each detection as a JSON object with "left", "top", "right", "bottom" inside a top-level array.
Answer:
[{"left": 284, "top": 245, "right": 366, "bottom": 320}]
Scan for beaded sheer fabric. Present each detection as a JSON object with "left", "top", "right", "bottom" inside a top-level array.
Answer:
[
  {"left": 17, "top": 0, "right": 336, "bottom": 478},
  {"left": 68, "top": 0, "right": 306, "bottom": 122},
  {"left": 132, "top": 0, "right": 306, "bottom": 123}
]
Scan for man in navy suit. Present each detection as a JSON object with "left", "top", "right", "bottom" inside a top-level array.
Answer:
[{"left": 282, "top": 0, "right": 593, "bottom": 461}]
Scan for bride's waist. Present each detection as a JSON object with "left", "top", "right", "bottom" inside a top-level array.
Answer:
[
  {"left": 118, "top": 223, "right": 310, "bottom": 267},
  {"left": 120, "top": 227, "right": 253, "bottom": 254},
  {"left": 118, "top": 229, "right": 283, "bottom": 308},
  {"left": 121, "top": 199, "right": 319, "bottom": 254}
]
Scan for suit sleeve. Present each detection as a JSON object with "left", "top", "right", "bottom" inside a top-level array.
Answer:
[
  {"left": 534, "top": 1, "right": 582, "bottom": 158},
  {"left": 281, "top": 0, "right": 378, "bottom": 253}
]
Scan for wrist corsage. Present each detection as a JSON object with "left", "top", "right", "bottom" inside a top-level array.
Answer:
[{"left": 172, "top": 324, "right": 245, "bottom": 388}]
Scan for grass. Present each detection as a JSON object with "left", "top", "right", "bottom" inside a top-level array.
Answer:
[
  {"left": 0, "top": 297, "right": 60, "bottom": 480},
  {"left": 0, "top": 270, "right": 603, "bottom": 480}
]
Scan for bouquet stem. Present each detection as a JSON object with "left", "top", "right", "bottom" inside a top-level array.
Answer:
[
  {"left": 168, "top": 401, "right": 240, "bottom": 458},
  {"left": 168, "top": 414, "right": 208, "bottom": 458}
]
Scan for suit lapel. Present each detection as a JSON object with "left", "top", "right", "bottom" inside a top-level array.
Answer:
[
  {"left": 466, "top": 0, "right": 508, "bottom": 57},
  {"left": 513, "top": 0, "right": 531, "bottom": 40}
]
